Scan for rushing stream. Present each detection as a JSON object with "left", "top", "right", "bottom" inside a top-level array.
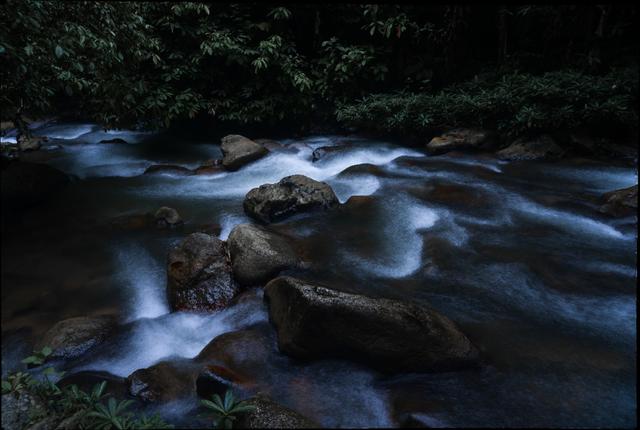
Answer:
[{"left": 1, "top": 122, "right": 637, "bottom": 427}]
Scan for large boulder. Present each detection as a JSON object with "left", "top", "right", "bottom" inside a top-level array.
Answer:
[
  {"left": 264, "top": 277, "right": 479, "bottom": 372},
  {"left": 221, "top": 135, "right": 269, "bottom": 171},
  {"left": 227, "top": 224, "right": 298, "bottom": 286},
  {"left": 126, "top": 359, "right": 198, "bottom": 403},
  {"left": 598, "top": 184, "right": 638, "bottom": 217},
  {"left": 426, "top": 129, "right": 494, "bottom": 155},
  {"left": 243, "top": 175, "right": 339, "bottom": 223},
  {"left": 154, "top": 206, "right": 183, "bottom": 229},
  {"left": 236, "top": 394, "right": 320, "bottom": 429},
  {"left": 311, "top": 145, "right": 349, "bottom": 162},
  {"left": 496, "top": 135, "right": 565, "bottom": 161},
  {"left": 37, "top": 315, "right": 116, "bottom": 360},
  {"left": 166, "top": 233, "right": 239, "bottom": 311},
  {"left": 1, "top": 160, "right": 69, "bottom": 209},
  {"left": 99, "top": 138, "right": 127, "bottom": 144}
]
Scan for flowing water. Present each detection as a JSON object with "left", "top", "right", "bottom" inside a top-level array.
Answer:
[{"left": 1, "top": 123, "right": 637, "bottom": 427}]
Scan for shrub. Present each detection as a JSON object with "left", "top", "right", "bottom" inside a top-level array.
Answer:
[{"left": 335, "top": 67, "right": 639, "bottom": 139}]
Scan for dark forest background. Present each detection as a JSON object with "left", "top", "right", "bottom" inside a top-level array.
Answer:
[{"left": 1, "top": 2, "right": 637, "bottom": 142}]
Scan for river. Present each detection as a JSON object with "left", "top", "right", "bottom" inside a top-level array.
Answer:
[{"left": 1, "top": 122, "right": 637, "bottom": 427}]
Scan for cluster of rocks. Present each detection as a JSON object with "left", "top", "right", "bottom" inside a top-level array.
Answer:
[{"left": 425, "top": 127, "right": 637, "bottom": 163}]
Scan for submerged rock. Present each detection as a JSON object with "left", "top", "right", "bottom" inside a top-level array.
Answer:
[
  {"left": 227, "top": 224, "right": 298, "bottom": 286},
  {"left": 196, "top": 364, "right": 256, "bottom": 400},
  {"left": 154, "top": 206, "right": 183, "bottom": 229},
  {"left": 264, "top": 277, "right": 479, "bottom": 372},
  {"left": 109, "top": 213, "right": 154, "bottom": 230},
  {"left": 17, "top": 135, "right": 43, "bottom": 152},
  {"left": 194, "top": 165, "right": 224, "bottom": 175},
  {"left": 311, "top": 144, "right": 349, "bottom": 162},
  {"left": 166, "top": 233, "right": 239, "bottom": 311},
  {"left": 1, "top": 160, "right": 69, "bottom": 209},
  {"left": 426, "top": 129, "right": 494, "bottom": 155},
  {"left": 496, "top": 135, "right": 565, "bottom": 161},
  {"left": 37, "top": 315, "right": 116, "bottom": 360},
  {"left": 237, "top": 394, "right": 320, "bottom": 429},
  {"left": 126, "top": 359, "right": 198, "bottom": 403},
  {"left": 243, "top": 175, "right": 339, "bottom": 223},
  {"left": 99, "top": 138, "right": 127, "bottom": 144},
  {"left": 599, "top": 184, "right": 638, "bottom": 217},
  {"left": 143, "top": 164, "right": 194, "bottom": 175},
  {"left": 195, "top": 324, "right": 276, "bottom": 378},
  {"left": 221, "top": 135, "right": 269, "bottom": 171},
  {"left": 254, "top": 138, "right": 284, "bottom": 152}
]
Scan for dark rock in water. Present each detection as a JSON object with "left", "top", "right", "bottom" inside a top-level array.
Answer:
[
  {"left": 255, "top": 138, "right": 284, "bottom": 152},
  {"left": 196, "top": 364, "right": 256, "bottom": 400},
  {"left": 599, "top": 184, "right": 638, "bottom": 217},
  {"left": 496, "top": 135, "right": 565, "bottom": 161},
  {"left": 221, "top": 135, "right": 269, "bottom": 171},
  {"left": 264, "top": 276, "right": 479, "bottom": 373},
  {"left": 237, "top": 394, "right": 320, "bottom": 429},
  {"left": 109, "top": 213, "right": 154, "bottom": 231},
  {"left": 143, "top": 164, "right": 194, "bottom": 175},
  {"left": 166, "top": 233, "right": 239, "bottom": 311},
  {"left": 194, "top": 165, "right": 224, "bottom": 175},
  {"left": 227, "top": 224, "right": 298, "bottom": 286},
  {"left": 154, "top": 206, "right": 183, "bottom": 229},
  {"left": 338, "top": 163, "right": 385, "bottom": 176},
  {"left": 311, "top": 145, "right": 349, "bottom": 162},
  {"left": 244, "top": 175, "right": 339, "bottom": 223},
  {"left": 58, "top": 371, "right": 128, "bottom": 399},
  {"left": 195, "top": 324, "right": 276, "bottom": 378},
  {"left": 126, "top": 359, "right": 198, "bottom": 403},
  {"left": 1, "top": 160, "right": 69, "bottom": 209},
  {"left": 99, "top": 138, "right": 128, "bottom": 144},
  {"left": 37, "top": 315, "right": 116, "bottom": 360},
  {"left": 17, "top": 135, "right": 44, "bottom": 152},
  {"left": 1, "top": 392, "right": 48, "bottom": 430},
  {"left": 426, "top": 129, "right": 494, "bottom": 155}
]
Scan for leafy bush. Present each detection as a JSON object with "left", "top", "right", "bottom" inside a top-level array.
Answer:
[
  {"left": 201, "top": 390, "right": 255, "bottom": 429},
  {"left": 1, "top": 349, "right": 174, "bottom": 429},
  {"left": 336, "top": 67, "right": 639, "bottom": 139}
]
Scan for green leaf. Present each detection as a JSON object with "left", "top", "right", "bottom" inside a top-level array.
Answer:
[
  {"left": 55, "top": 45, "right": 64, "bottom": 58},
  {"left": 41, "top": 346, "right": 52, "bottom": 357}
]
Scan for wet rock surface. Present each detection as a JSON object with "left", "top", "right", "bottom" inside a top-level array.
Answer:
[
  {"left": 426, "top": 129, "right": 494, "bottom": 155},
  {"left": 126, "top": 359, "right": 198, "bottom": 403},
  {"left": 166, "top": 233, "right": 239, "bottom": 311},
  {"left": 37, "top": 315, "right": 117, "bottom": 360},
  {"left": 143, "top": 164, "right": 194, "bottom": 175},
  {"left": 244, "top": 174, "right": 340, "bottom": 223},
  {"left": 154, "top": 206, "right": 183, "bottom": 229},
  {"left": 264, "top": 276, "right": 479, "bottom": 372},
  {"left": 221, "top": 135, "right": 269, "bottom": 171},
  {"left": 1, "top": 392, "right": 48, "bottom": 430},
  {"left": 496, "top": 135, "right": 565, "bottom": 161},
  {"left": 227, "top": 224, "right": 298, "bottom": 286},
  {"left": 237, "top": 394, "right": 321, "bottom": 429},
  {"left": 599, "top": 184, "right": 638, "bottom": 217}
]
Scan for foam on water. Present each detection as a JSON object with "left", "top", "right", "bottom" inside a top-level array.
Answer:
[
  {"left": 467, "top": 262, "right": 636, "bottom": 342},
  {"left": 344, "top": 196, "right": 439, "bottom": 278},
  {"left": 512, "top": 197, "right": 629, "bottom": 240},
  {"left": 328, "top": 175, "right": 382, "bottom": 203},
  {"left": 74, "top": 294, "right": 267, "bottom": 377},
  {"left": 135, "top": 146, "right": 420, "bottom": 199},
  {"left": 218, "top": 213, "right": 250, "bottom": 240},
  {"left": 114, "top": 243, "right": 169, "bottom": 322},
  {"left": 33, "top": 123, "right": 98, "bottom": 139}
]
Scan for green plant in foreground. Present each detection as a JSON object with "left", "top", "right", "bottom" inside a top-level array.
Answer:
[
  {"left": 201, "top": 390, "right": 255, "bottom": 429},
  {"left": 3, "top": 349, "right": 173, "bottom": 429},
  {"left": 21, "top": 346, "right": 52, "bottom": 366},
  {"left": 2, "top": 371, "right": 33, "bottom": 396}
]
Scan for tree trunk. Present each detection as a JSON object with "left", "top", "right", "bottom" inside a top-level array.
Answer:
[{"left": 497, "top": 6, "right": 509, "bottom": 65}]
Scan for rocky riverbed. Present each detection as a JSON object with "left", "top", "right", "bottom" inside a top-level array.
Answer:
[{"left": 1, "top": 122, "right": 637, "bottom": 428}]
